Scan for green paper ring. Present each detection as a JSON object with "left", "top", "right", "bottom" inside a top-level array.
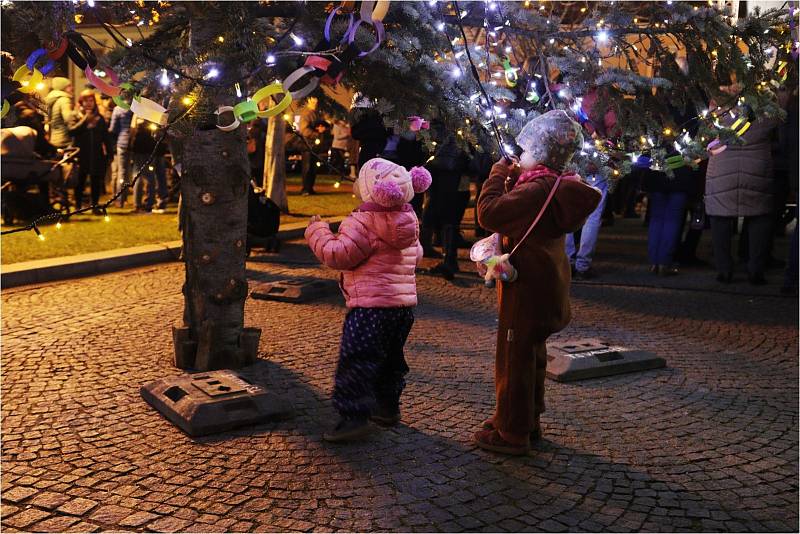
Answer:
[
  {"left": 112, "top": 83, "right": 135, "bottom": 110},
  {"left": 666, "top": 155, "right": 685, "bottom": 169},
  {"left": 233, "top": 100, "right": 258, "bottom": 123},
  {"left": 1, "top": 99, "right": 9, "bottom": 119},
  {"left": 253, "top": 83, "right": 292, "bottom": 119}
]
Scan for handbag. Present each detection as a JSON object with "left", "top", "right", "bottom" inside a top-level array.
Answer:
[{"left": 470, "top": 174, "right": 564, "bottom": 287}]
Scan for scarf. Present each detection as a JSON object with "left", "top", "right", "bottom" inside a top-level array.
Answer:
[{"left": 515, "top": 164, "right": 581, "bottom": 188}]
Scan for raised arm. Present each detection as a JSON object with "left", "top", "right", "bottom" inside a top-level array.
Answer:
[
  {"left": 305, "top": 215, "right": 373, "bottom": 271},
  {"left": 477, "top": 160, "right": 548, "bottom": 239}
]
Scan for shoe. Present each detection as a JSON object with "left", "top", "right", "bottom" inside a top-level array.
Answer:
[
  {"left": 301, "top": 192, "right": 311, "bottom": 196},
  {"left": 748, "top": 274, "right": 767, "bottom": 286},
  {"left": 152, "top": 208, "right": 167, "bottom": 214},
  {"left": 323, "top": 418, "right": 372, "bottom": 442},
  {"left": 716, "top": 272, "right": 733, "bottom": 284},
  {"left": 422, "top": 247, "right": 443, "bottom": 259},
  {"left": 573, "top": 268, "right": 596, "bottom": 281},
  {"left": 481, "top": 417, "right": 541, "bottom": 442},
  {"left": 429, "top": 262, "right": 456, "bottom": 281},
  {"left": 658, "top": 265, "right": 679, "bottom": 276},
  {"left": 370, "top": 408, "right": 400, "bottom": 428},
  {"left": 473, "top": 429, "right": 529, "bottom": 455}
]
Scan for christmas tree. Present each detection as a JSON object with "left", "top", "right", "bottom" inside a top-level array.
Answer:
[{"left": 1, "top": 1, "right": 794, "bottom": 370}]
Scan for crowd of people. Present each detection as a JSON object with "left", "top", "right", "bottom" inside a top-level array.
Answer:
[{"left": 3, "top": 75, "right": 174, "bottom": 217}]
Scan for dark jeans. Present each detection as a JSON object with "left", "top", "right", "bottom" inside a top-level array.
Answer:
[
  {"left": 647, "top": 191, "right": 687, "bottom": 265},
  {"left": 301, "top": 150, "right": 317, "bottom": 193},
  {"left": 333, "top": 307, "right": 414, "bottom": 421},
  {"left": 330, "top": 148, "right": 346, "bottom": 174},
  {"left": 132, "top": 154, "right": 167, "bottom": 211},
  {"left": 711, "top": 214, "right": 773, "bottom": 277},
  {"left": 75, "top": 169, "right": 104, "bottom": 210}
]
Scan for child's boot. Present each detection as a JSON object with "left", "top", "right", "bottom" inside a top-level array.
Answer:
[{"left": 323, "top": 418, "right": 372, "bottom": 442}]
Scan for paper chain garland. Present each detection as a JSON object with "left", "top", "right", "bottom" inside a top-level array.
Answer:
[
  {"left": 215, "top": 0, "right": 390, "bottom": 131},
  {"left": 0, "top": 2, "right": 390, "bottom": 125}
]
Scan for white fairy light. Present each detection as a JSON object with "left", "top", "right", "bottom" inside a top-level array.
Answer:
[
  {"left": 504, "top": 46, "right": 512, "bottom": 53},
  {"left": 436, "top": 22, "right": 445, "bottom": 31},
  {"left": 206, "top": 67, "right": 220, "bottom": 79},
  {"left": 451, "top": 66, "right": 461, "bottom": 78},
  {"left": 596, "top": 30, "right": 609, "bottom": 43},
  {"left": 266, "top": 54, "right": 276, "bottom": 65},
  {"left": 290, "top": 33, "right": 304, "bottom": 46},
  {"left": 488, "top": 2, "right": 497, "bottom": 10},
  {"left": 126, "top": 38, "right": 133, "bottom": 47},
  {"left": 549, "top": 38, "right": 555, "bottom": 44},
  {"left": 159, "top": 69, "right": 169, "bottom": 86}
]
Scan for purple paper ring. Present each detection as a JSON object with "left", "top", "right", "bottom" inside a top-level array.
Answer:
[
  {"left": 346, "top": 18, "right": 384, "bottom": 57},
  {"left": 324, "top": 7, "right": 355, "bottom": 44},
  {"left": 25, "top": 48, "right": 55, "bottom": 76}
]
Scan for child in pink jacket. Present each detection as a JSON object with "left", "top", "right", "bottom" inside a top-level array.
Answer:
[{"left": 305, "top": 157, "right": 432, "bottom": 442}]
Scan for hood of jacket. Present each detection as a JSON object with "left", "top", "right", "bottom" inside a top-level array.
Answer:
[
  {"left": 356, "top": 203, "right": 418, "bottom": 250},
  {"left": 45, "top": 90, "right": 70, "bottom": 106},
  {"left": 547, "top": 178, "right": 602, "bottom": 234}
]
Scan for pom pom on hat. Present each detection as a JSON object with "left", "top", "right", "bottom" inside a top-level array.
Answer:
[
  {"left": 372, "top": 180, "right": 406, "bottom": 207},
  {"left": 410, "top": 166, "right": 432, "bottom": 193}
]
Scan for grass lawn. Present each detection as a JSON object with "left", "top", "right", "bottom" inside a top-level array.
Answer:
[{"left": 1, "top": 175, "right": 357, "bottom": 265}]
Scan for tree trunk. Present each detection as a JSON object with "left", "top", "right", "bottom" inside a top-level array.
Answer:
[
  {"left": 263, "top": 114, "right": 288, "bottom": 212},
  {"left": 173, "top": 4, "right": 260, "bottom": 371}
]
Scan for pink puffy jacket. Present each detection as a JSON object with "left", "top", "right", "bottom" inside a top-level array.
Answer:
[{"left": 305, "top": 203, "right": 423, "bottom": 308}]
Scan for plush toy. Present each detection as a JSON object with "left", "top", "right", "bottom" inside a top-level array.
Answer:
[{"left": 469, "top": 233, "right": 518, "bottom": 287}]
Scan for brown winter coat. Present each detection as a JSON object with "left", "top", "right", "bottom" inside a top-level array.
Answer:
[
  {"left": 477, "top": 160, "right": 601, "bottom": 438},
  {"left": 478, "top": 161, "right": 602, "bottom": 337},
  {"left": 705, "top": 117, "right": 779, "bottom": 217}
]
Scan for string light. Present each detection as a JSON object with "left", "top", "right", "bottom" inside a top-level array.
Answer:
[
  {"left": 103, "top": 208, "right": 110, "bottom": 223},
  {"left": 34, "top": 226, "right": 44, "bottom": 241},
  {"left": 265, "top": 54, "right": 276, "bottom": 65},
  {"left": 55, "top": 221, "right": 62, "bottom": 230},
  {"left": 451, "top": 66, "right": 462, "bottom": 78},
  {"left": 596, "top": 30, "right": 609, "bottom": 43},
  {"left": 159, "top": 69, "right": 169, "bottom": 87},
  {"left": 205, "top": 67, "right": 220, "bottom": 79},
  {"left": 436, "top": 22, "right": 445, "bottom": 31},
  {"left": 290, "top": 33, "right": 304, "bottom": 46}
]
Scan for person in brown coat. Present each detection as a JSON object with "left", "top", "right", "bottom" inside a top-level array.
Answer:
[{"left": 475, "top": 110, "right": 602, "bottom": 455}]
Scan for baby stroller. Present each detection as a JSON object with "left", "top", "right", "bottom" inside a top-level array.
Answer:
[
  {"left": 247, "top": 180, "right": 281, "bottom": 255},
  {"left": 1, "top": 125, "right": 80, "bottom": 225}
]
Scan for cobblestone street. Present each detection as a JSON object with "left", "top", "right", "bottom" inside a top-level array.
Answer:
[{"left": 2, "top": 221, "right": 798, "bottom": 532}]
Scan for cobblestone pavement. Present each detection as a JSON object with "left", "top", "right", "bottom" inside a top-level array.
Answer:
[{"left": 2, "top": 221, "right": 797, "bottom": 532}]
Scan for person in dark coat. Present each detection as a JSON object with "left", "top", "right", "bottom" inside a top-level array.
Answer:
[
  {"left": 641, "top": 164, "right": 694, "bottom": 275},
  {"left": 469, "top": 146, "right": 494, "bottom": 238},
  {"left": 350, "top": 104, "right": 388, "bottom": 171},
  {"left": 705, "top": 110, "right": 780, "bottom": 285},
  {"left": 68, "top": 89, "right": 110, "bottom": 212},
  {"left": 475, "top": 110, "right": 601, "bottom": 455},
  {"left": 395, "top": 129, "right": 429, "bottom": 218},
  {"left": 424, "top": 121, "right": 470, "bottom": 278}
]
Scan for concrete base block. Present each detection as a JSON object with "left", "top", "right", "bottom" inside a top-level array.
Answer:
[
  {"left": 250, "top": 278, "right": 339, "bottom": 303},
  {"left": 546, "top": 338, "right": 666, "bottom": 382},
  {"left": 141, "top": 370, "right": 292, "bottom": 436}
]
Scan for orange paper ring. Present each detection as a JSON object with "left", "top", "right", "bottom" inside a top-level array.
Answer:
[{"left": 84, "top": 66, "right": 121, "bottom": 97}]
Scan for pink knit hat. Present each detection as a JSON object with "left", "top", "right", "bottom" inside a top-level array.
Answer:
[{"left": 354, "top": 157, "right": 431, "bottom": 207}]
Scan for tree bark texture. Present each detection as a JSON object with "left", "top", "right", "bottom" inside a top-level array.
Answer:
[
  {"left": 263, "top": 114, "right": 288, "bottom": 212},
  {"left": 173, "top": 3, "right": 261, "bottom": 371}
]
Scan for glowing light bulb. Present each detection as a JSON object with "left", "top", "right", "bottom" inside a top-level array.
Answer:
[
  {"left": 290, "top": 33, "right": 304, "bottom": 46},
  {"left": 316, "top": 162, "right": 321, "bottom": 167},
  {"left": 206, "top": 67, "right": 219, "bottom": 79},
  {"left": 217, "top": 36, "right": 224, "bottom": 43},
  {"left": 314, "top": 138, "right": 321, "bottom": 145},
  {"left": 283, "top": 113, "right": 292, "bottom": 121},
  {"left": 38, "top": 233, "right": 45, "bottom": 241},
  {"left": 334, "top": 182, "right": 341, "bottom": 189},
  {"left": 488, "top": 2, "right": 497, "bottom": 11},
  {"left": 35, "top": 82, "right": 45, "bottom": 91},
  {"left": 596, "top": 30, "right": 609, "bottom": 43},
  {"left": 104, "top": 214, "right": 110, "bottom": 222},
  {"left": 160, "top": 69, "right": 169, "bottom": 87},
  {"left": 266, "top": 54, "right": 276, "bottom": 65},
  {"left": 87, "top": 0, "right": 95, "bottom": 6},
  {"left": 451, "top": 67, "right": 461, "bottom": 78},
  {"left": 56, "top": 222, "right": 62, "bottom": 230},
  {"left": 182, "top": 96, "right": 193, "bottom": 106},
  {"left": 436, "top": 22, "right": 445, "bottom": 31}
]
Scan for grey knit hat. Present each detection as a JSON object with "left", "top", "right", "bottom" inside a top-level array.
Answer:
[{"left": 515, "top": 109, "right": 583, "bottom": 172}]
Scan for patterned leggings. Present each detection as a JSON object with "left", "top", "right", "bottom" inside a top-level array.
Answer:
[{"left": 333, "top": 307, "right": 415, "bottom": 421}]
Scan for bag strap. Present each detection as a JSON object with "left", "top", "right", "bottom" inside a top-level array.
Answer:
[{"left": 509, "top": 174, "right": 563, "bottom": 257}]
